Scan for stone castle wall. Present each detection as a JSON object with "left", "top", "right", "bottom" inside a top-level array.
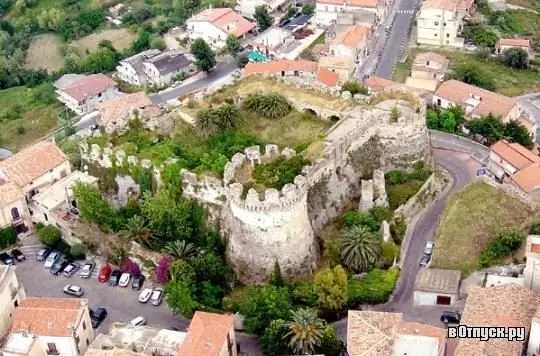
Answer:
[{"left": 80, "top": 84, "right": 432, "bottom": 284}]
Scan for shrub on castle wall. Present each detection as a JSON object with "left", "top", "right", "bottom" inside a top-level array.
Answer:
[
  {"left": 252, "top": 155, "right": 310, "bottom": 189},
  {"left": 385, "top": 162, "right": 433, "bottom": 210}
]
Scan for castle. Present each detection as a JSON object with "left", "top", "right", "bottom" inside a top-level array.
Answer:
[{"left": 80, "top": 81, "right": 431, "bottom": 283}]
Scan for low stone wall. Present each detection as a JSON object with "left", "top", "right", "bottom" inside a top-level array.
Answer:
[
  {"left": 395, "top": 170, "right": 448, "bottom": 223},
  {"left": 477, "top": 175, "right": 539, "bottom": 210}
]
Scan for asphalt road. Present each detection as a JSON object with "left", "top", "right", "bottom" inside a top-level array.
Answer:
[
  {"left": 517, "top": 92, "right": 540, "bottom": 143},
  {"left": 375, "top": 0, "right": 417, "bottom": 78}
]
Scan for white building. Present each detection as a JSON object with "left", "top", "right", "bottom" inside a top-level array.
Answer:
[
  {"left": 315, "top": 0, "right": 387, "bottom": 27},
  {"left": 1, "top": 298, "right": 94, "bottom": 356},
  {"left": 116, "top": 49, "right": 162, "bottom": 86},
  {"left": 328, "top": 24, "right": 371, "bottom": 65},
  {"left": 237, "top": 0, "right": 288, "bottom": 18},
  {"left": 416, "top": 0, "right": 475, "bottom": 48},
  {"left": 0, "top": 266, "right": 26, "bottom": 339},
  {"left": 413, "top": 268, "right": 461, "bottom": 306},
  {"left": 0, "top": 141, "right": 71, "bottom": 234},
  {"left": 186, "top": 8, "right": 256, "bottom": 50},
  {"left": 54, "top": 74, "right": 119, "bottom": 115},
  {"left": 142, "top": 51, "right": 194, "bottom": 86},
  {"left": 248, "top": 27, "right": 295, "bottom": 58}
]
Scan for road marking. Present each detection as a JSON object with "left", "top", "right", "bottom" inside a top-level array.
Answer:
[{"left": 397, "top": 9, "right": 415, "bottom": 14}]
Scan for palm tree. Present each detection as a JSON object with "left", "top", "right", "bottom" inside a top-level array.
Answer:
[
  {"left": 118, "top": 215, "right": 155, "bottom": 248},
  {"left": 162, "top": 240, "right": 198, "bottom": 259},
  {"left": 242, "top": 93, "right": 263, "bottom": 112},
  {"left": 215, "top": 103, "right": 241, "bottom": 129},
  {"left": 340, "top": 225, "right": 382, "bottom": 272},
  {"left": 259, "top": 92, "right": 291, "bottom": 119},
  {"left": 195, "top": 109, "right": 218, "bottom": 137},
  {"left": 285, "top": 308, "right": 324, "bottom": 355}
]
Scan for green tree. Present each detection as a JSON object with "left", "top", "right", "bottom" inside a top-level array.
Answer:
[
  {"left": 73, "top": 183, "right": 119, "bottom": 230},
  {"left": 191, "top": 38, "right": 216, "bottom": 72},
  {"left": 239, "top": 285, "right": 292, "bottom": 335},
  {"left": 466, "top": 114, "right": 505, "bottom": 145},
  {"left": 196, "top": 108, "right": 219, "bottom": 137},
  {"left": 341, "top": 81, "right": 368, "bottom": 95},
  {"left": 313, "top": 265, "right": 348, "bottom": 313},
  {"left": 38, "top": 225, "right": 61, "bottom": 246},
  {"left": 286, "top": 308, "right": 325, "bottom": 355},
  {"left": 215, "top": 103, "right": 240, "bottom": 129},
  {"left": 504, "top": 119, "right": 534, "bottom": 149},
  {"left": 243, "top": 92, "right": 292, "bottom": 119},
  {"left": 380, "top": 241, "right": 400, "bottom": 268},
  {"left": 118, "top": 215, "right": 155, "bottom": 248},
  {"left": 315, "top": 325, "right": 342, "bottom": 356},
  {"left": 340, "top": 225, "right": 382, "bottom": 272},
  {"left": 302, "top": 3, "right": 315, "bottom": 14},
  {"left": 260, "top": 319, "right": 291, "bottom": 356},
  {"left": 150, "top": 37, "right": 167, "bottom": 50},
  {"left": 452, "top": 62, "right": 496, "bottom": 91},
  {"left": 501, "top": 47, "right": 529, "bottom": 69},
  {"left": 269, "top": 260, "right": 284, "bottom": 287},
  {"left": 164, "top": 279, "right": 199, "bottom": 318},
  {"left": 254, "top": 5, "right": 272, "bottom": 32},
  {"left": 162, "top": 240, "right": 198, "bottom": 259},
  {"left": 225, "top": 33, "right": 241, "bottom": 56}
]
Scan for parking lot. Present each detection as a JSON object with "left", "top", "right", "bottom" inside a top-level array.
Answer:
[{"left": 11, "top": 244, "right": 189, "bottom": 333}]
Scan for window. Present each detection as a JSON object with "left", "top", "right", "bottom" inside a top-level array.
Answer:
[
  {"left": 443, "top": 22, "right": 446, "bottom": 26},
  {"left": 436, "top": 98, "right": 441, "bottom": 106},
  {"left": 86, "top": 339, "right": 90, "bottom": 346},
  {"left": 446, "top": 33, "right": 450, "bottom": 38},
  {"left": 434, "top": 33, "right": 438, "bottom": 37},
  {"left": 434, "top": 21, "right": 439, "bottom": 25},
  {"left": 13, "top": 300, "right": 18, "bottom": 307},
  {"left": 46, "top": 343, "right": 59, "bottom": 355},
  {"left": 11, "top": 207, "right": 20, "bottom": 220},
  {"left": 83, "top": 321, "right": 86, "bottom": 330}
]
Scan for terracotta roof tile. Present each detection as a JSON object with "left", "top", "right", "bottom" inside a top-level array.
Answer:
[
  {"left": 435, "top": 80, "right": 517, "bottom": 119},
  {"left": 332, "top": 24, "right": 371, "bottom": 48},
  {"left": 0, "top": 182, "right": 23, "bottom": 205},
  {"left": 61, "top": 74, "right": 117, "bottom": 103},
  {"left": 422, "top": 0, "right": 472, "bottom": 11},
  {"left": 177, "top": 312, "right": 234, "bottom": 356},
  {"left": 0, "top": 141, "right": 68, "bottom": 187},
  {"left": 317, "top": 67, "right": 339, "bottom": 87},
  {"left": 490, "top": 139, "right": 540, "bottom": 170},
  {"left": 454, "top": 284, "right": 540, "bottom": 356},
  {"left": 10, "top": 298, "right": 87, "bottom": 338},
  {"left": 99, "top": 92, "right": 154, "bottom": 125},
  {"left": 189, "top": 8, "right": 255, "bottom": 37},
  {"left": 347, "top": 311, "right": 402, "bottom": 355},
  {"left": 397, "top": 322, "right": 446, "bottom": 345},
  {"left": 496, "top": 38, "right": 531, "bottom": 49},
  {"left": 364, "top": 76, "right": 397, "bottom": 92},
  {"left": 244, "top": 60, "right": 318, "bottom": 75},
  {"left": 511, "top": 164, "right": 540, "bottom": 192}
]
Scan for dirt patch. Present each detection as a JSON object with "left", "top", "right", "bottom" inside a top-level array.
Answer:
[
  {"left": 72, "top": 28, "right": 137, "bottom": 56},
  {"left": 25, "top": 34, "right": 64, "bottom": 72},
  {"left": 432, "top": 180, "right": 534, "bottom": 275}
]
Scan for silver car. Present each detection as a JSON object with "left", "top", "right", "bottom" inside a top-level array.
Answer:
[
  {"left": 150, "top": 288, "right": 164, "bottom": 306},
  {"left": 424, "top": 241, "right": 435, "bottom": 255},
  {"left": 44, "top": 251, "right": 60, "bottom": 268},
  {"left": 63, "top": 284, "right": 84, "bottom": 297},
  {"left": 79, "top": 262, "right": 95, "bottom": 278}
]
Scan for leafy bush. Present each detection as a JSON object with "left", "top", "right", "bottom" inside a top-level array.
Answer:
[
  {"left": 387, "top": 181, "right": 424, "bottom": 210},
  {"left": 478, "top": 228, "right": 525, "bottom": 268},
  {"left": 70, "top": 243, "right": 86, "bottom": 260},
  {"left": 252, "top": 155, "right": 309, "bottom": 189},
  {"left": 348, "top": 268, "right": 400, "bottom": 305},
  {"left": 155, "top": 255, "right": 172, "bottom": 283},
  {"left": 390, "top": 216, "right": 407, "bottom": 245},
  {"left": 38, "top": 225, "right": 61, "bottom": 246},
  {"left": 291, "top": 281, "right": 319, "bottom": 307},
  {"left": 379, "top": 241, "right": 400, "bottom": 268},
  {"left": 340, "top": 211, "right": 380, "bottom": 231},
  {"left": 0, "top": 226, "right": 16, "bottom": 249},
  {"left": 260, "top": 319, "right": 291, "bottom": 356},
  {"left": 242, "top": 92, "right": 292, "bottom": 119},
  {"left": 121, "top": 258, "right": 141, "bottom": 275},
  {"left": 341, "top": 81, "right": 368, "bottom": 95},
  {"left": 385, "top": 162, "right": 432, "bottom": 209}
]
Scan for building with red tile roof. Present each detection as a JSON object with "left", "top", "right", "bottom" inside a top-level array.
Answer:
[
  {"left": 186, "top": 8, "right": 255, "bottom": 50},
  {"left": 177, "top": 312, "right": 236, "bottom": 356},
  {"left": 54, "top": 74, "right": 119, "bottom": 115},
  {"left": 496, "top": 38, "right": 531, "bottom": 55}
]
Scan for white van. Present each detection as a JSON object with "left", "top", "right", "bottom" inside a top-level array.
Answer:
[{"left": 130, "top": 316, "right": 146, "bottom": 326}]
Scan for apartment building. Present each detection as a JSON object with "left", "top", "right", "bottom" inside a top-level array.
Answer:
[
  {"left": 0, "top": 266, "right": 26, "bottom": 339},
  {"left": 315, "top": 0, "right": 387, "bottom": 27}
]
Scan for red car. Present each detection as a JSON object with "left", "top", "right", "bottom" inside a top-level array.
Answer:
[{"left": 98, "top": 265, "right": 112, "bottom": 283}]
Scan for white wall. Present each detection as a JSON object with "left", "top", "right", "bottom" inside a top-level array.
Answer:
[
  {"left": 413, "top": 291, "right": 455, "bottom": 306},
  {"left": 186, "top": 21, "right": 228, "bottom": 49},
  {"left": 487, "top": 151, "right": 518, "bottom": 178},
  {"left": 0, "top": 197, "right": 30, "bottom": 230},
  {"left": 238, "top": 0, "right": 266, "bottom": 17},
  {"left": 315, "top": 3, "right": 379, "bottom": 26},
  {"left": 218, "top": 327, "right": 237, "bottom": 356},
  {"left": 24, "top": 161, "right": 72, "bottom": 197},
  {"left": 528, "top": 319, "right": 540, "bottom": 356},
  {"left": 416, "top": 8, "right": 464, "bottom": 47},
  {"left": 116, "top": 62, "right": 147, "bottom": 86},
  {"left": 0, "top": 269, "right": 26, "bottom": 338}
]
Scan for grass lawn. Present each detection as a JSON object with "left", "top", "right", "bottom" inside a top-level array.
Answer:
[
  {"left": 405, "top": 47, "right": 540, "bottom": 96},
  {"left": 392, "top": 62, "right": 411, "bottom": 83},
  {"left": 25, "top": 34, "right": 65, "bottom": 72},
  {"left": 507, "top": 0, "right": 540, "bottom": 10},
  {"left": 0, "top": 84, "right": 62, "bottom": 151},
  {"left": 71, "top": 28, "right": 138, "bottom": 56},
  {"left": 431, "top": 181, "right": 534, "bottom": 275},
  {"left": 507, "top": 9, "right": 540, "bottom": 35}
]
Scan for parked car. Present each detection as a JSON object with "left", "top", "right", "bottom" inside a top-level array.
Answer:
[
  {"left": 424, "top": 241, "right": 435, "bottom": 255},
  {"left": 11, "top": 249, "right": 25, "bottom": 262},
  {"left": 119, "top": 273, "right": 131, "bottom": 287},
  {"left": 440, "top": 310, "right": 461, "bottom": 324},
  {"left": 0, "top": 252, "right": 14, "bottom": 265},
  {"left": 51, "top": 259, "right": 70, "bottom": 275},
  {"left": 132, "top": 274, "right": 145, "bottom": 290},
  {"left": 63, "top": 284, "right": 84, "bottom": 297},
  {"left": 419, "top": 254, "right": 431, "bottom": 267},
  {"left": 108, "top": 270, "right": 122, "bottom": 286},
  {"left": 150, "top": 288, "right": 164, "bottom": 306},
  {"left": 63, "top": 262, "right": 80, "bottom": 277},
  {"left": 44, "top": 251, "right": 60, "bottom": 268},
  {"left": 36, "top": 248, "right": 50, "bottom": 261},
  {"left": 91, "top": 307, "right": 108, "bottom": 328},
  {"left": 98, "top": 265, "right": 112, "bottom": 283},
  {"left": 130, "top": 316, "right": 147, "bottom": 326},
  {"left": 138, "top": 288, "right": 153, "bottom": 303},
  {"left": 80, "top": 262, "right": 95, "bottom": 278}
]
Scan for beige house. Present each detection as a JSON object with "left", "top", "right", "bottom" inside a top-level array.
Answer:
[
  {"left": 496, "top": 38, "right": 531, "bottom": 55},
  {"left": 454, "top": 284, "right": 539, "bottom": 356},
  {"left": 318, "top": 56, "right": 356, "bottom": 84},
  {"left": 347, "top": 311, "right": 446, "bottom": 355},
  {"left": 416, "top": 0, "right": 475, "bottom": 47},
  {"left": 433, "top": 80, "right": 536, "bottom": 139},
  {"left": 329, "top": 24, "right": 372, "bottom": 67},
  {"left": 1, "top": 297, "right": 94, "bottom": 356},
  {"left": 0, "top": 266, "right": 26, "bottom": 339},
  {"left": 54, "top": 74, "right": 119, "bottom": 115},
  {"left": 98, "top": 92, "right": 160, "bottom": 134},
  {"left": 0, "top": 141, "right": 71, "bottom": 234},
  {"left": 177, "top": 311, "right": 237, "bottom": 356},
  {"left": 406, "top": 52, "right": 448, "bottom": 91}
]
